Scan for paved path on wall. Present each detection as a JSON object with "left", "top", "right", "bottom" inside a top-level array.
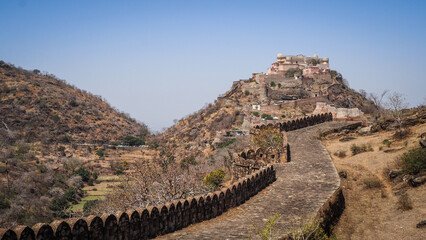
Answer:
[{"left": 157, "top": 122, "right": 348, "bottom": 239}]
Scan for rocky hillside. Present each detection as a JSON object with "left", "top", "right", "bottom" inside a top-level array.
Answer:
[
  {"left": 161, "top": 70, "right": 375, "bottom": 149},
  {"left": 0, "top": 61, "right": 148, "bottom": 145},
  {"left": 0, "top": 60, "right": 150, "bottom": 228}
]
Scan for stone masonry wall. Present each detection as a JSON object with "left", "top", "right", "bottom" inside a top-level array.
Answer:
[
  {"left": 0, "top": 166, "right": 276, "bottom": 240},
  {"left": 232, "top": 113, "right": 333, "bottom": 180}
]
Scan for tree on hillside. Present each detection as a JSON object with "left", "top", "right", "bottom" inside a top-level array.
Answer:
[
  {"left": 386, "top": 92, "right": 408, "bottom": 137},
  {"left": 369, "top": 90, "right": 389, "bottom": 118}
]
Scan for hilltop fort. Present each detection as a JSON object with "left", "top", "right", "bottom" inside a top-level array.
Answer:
[{"left": 267, "top": 53, "right": 329, "bottom": 76}]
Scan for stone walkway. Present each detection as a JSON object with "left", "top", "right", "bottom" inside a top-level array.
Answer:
[{"left": 157, "top": 122, "right": 349, "bottom": 239}]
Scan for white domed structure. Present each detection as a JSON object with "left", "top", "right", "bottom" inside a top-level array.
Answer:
[
  {"left": 313, "top": 53, "right": 318, "bottom": 58},
  {"left": 277, "top": 53, "right": 283, "bottom": 58}
]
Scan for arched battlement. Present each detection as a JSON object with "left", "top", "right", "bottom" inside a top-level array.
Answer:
[
  {"left": 189, "top": 197, "right": 198, "bottom": 224},
  {"left": 173, "top": 201, "right": 183, "bottom": 230},
  {"left": 195, "top": 196, "right": 204, "bottom": 222},
  {"left": 138, "top": 208, "right": 150, "bottom": 237},
  {"left": 32, "top": 223, "right": 54, "bottom": 240},
  {"left": 1, "top": 166, "right": 276, "bottom": 240},
  {"left": 147, "top": 207, "right": 159, "bottom": 238},
  {"left": 86, "top": 215, "right": 104, "bottom": 240},
  {"left": 159, "top": 205, "right": 169, "bottom": 234},
  {"left": 51, "top": 220, "right": 72, "bottom": 240},
  {"left": 211, "top": 193, "right": 219, "bottom": 218},
  {"left": 68, "top": 218, "right": 90, "bottom": 240},
  {"left": 127, "top": 210, "right": 141, "bottom": 239},
  {"left": 12, "top": 225, "right": 34, "bottom": 240}
]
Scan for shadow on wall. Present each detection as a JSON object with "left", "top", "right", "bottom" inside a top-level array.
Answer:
[{"left": 0, "top": 166, "right": 276, "bottom": 240}]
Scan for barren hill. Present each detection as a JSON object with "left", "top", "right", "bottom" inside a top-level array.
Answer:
[{"left": 0, "top": 61, "right": 148, "bottom": 145}]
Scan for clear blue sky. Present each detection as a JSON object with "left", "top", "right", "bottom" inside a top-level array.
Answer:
[{"left": 1, "top": 0, "right": 425, "bottom": 131}]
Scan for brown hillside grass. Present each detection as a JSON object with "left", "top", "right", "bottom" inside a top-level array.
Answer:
[{"left": 323, "top": 124, "right": 426, "bottom": 240}]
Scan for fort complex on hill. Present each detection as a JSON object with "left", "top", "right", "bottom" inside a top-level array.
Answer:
[
  {"left": 218, "top": 53, "right": 369, "bottom": 133},
  {"left": 267, "top": 53, "right": 330, "bottom": 75}
]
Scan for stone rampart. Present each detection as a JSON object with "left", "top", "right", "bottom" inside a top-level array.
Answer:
[
  {"left": 0, "top": 166, "right": 276, "bottom": 240},
  {"left": 232, "top": 113, "right": 333, "bottom": 180},
  {"left": 252, "top": 113, "right": 333, "bottom": 132}
]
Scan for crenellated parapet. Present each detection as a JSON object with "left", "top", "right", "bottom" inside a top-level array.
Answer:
[
  {"left": 0, "top": 166, "right": 276, "bottom": 240},
  {"left": 252, "top": 113, "right": 333, "bottom": 132},
  {"left": 232, "top": 113, "right": 333, "bottom": 179}
]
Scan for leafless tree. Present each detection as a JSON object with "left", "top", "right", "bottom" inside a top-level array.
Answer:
[
  {"left": 91, "top": 160, "right": 211, "bottom": 215},
  {"left": 386, "top": 92, "right": 408, "bottom": 136},
  {"left": 359, "top": 89, "right": 367, "bottom": 98},
  {"left": 368, "top": 90, "right": 389, "bottom": 118}
]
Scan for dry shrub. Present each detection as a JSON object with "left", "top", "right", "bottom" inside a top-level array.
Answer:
[
  {"left": 334, "top": 150, "right": 347, "bottom": 158},
  {"left": 397, "top": 193, "right": 413, "bottom": 211},
  {"left": 350, "top": 144, "right": 373, "bottom": 155},
  {"left": 392, "top": 128, "right": 411, "bottom": 140},
  {"left": 363, "top": 179, "right": 382, "bottom": 189}
]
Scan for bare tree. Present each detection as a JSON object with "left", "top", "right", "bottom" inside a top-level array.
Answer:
[
  {"left": 359, "top": 89, "right": 367, "bottom": 98},
  {"left": 368, "top": 90, "right": 389, "bottom": 118},
  {"left": 91, "top": 160, "right": 211, "bottom": 215},
  {"left": 386, "top": 92, "right": 408, "bottom": 137}
]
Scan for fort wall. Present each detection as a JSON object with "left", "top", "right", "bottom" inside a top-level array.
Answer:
[
  {"left": 232, "top": 113, "right": 333, "bottom": 179},
  {"left": 0, "top": 166, "right": 276, "bottom": 240},
  {"left": 1, "top": 113, "right": 334, "bottom": 240}
]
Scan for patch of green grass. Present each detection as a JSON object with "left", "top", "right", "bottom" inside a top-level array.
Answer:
[
  {"left": 97, "top": 175, "right": 120, "bottom": 181},
  {"left": 71, "top": 175, "right": 120, "bottom": 212}
]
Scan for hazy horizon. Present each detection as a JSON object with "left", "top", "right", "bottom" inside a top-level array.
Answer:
[{"left": 1, "top": 0, "right": 425, "bottom": 131}]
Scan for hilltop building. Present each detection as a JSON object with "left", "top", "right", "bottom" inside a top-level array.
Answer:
[{"left": 266, "top": 53, "right": 329, "bottom": 76}]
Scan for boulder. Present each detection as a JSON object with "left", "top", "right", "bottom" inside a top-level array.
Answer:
[
  {"left": 358, "top": 126, "right": 372, "bottom": 135},
  {"left": 388, "top": 169, "right": 402, "bottom": 179},
  {"left": 416, "top": 220, "right": 426, "bottom": 228},
  {"left": 420, "top": 139, "right": 426, "bottom": 148},
  {"left": 409, "top": 175, "right": 426, "bottom": 187},
  {"left": 339, "top": 136, "right": 356, "bottom": 142}
]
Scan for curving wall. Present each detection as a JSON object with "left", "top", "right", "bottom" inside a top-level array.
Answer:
[
  {"left": 0, "top": 166, "right": 276, "bottom": 240},
  {"left": 232, "top": 113, "right": 333, "bottom": 179},
  {"left": 252, "top": 113, "right": 333, "bottom": 132}
]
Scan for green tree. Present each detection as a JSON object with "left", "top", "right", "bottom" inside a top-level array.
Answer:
[
  {"left": 115, "top": 165, "right": 124, "bottom": 175},
  {"left": 64, "top": 188, "right": 77, "bottom": 203},
  {"left": 203, "top": 169, "right": 226, "bottom": 188},
  {"left": 95, "top": 149, "right": 105, "bottom": 158},
  {"left": 261, "top": 113, "right": 273, "bottom": 120},
  {"left": 400, "top": 147, "right": 426, "bottom": 175},
  {"left": 49, "top": 197, "right": 70, "bottom": 217},
  {"left": 74, "top": 166, "right": 91, "bottom": 182},
  {"left": 122, "top": 135, "right": 145, "bottom": 146},
  {"left": 83, "top": 199, "right": 99, "bottom": 213}
]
